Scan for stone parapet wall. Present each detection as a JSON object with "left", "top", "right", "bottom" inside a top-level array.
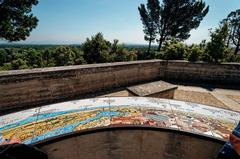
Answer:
[
  {"left": 162, "top": 61, "right": 240, "bottom": 84},
  {"left": 0, "top": 60, "right": 239, "bottom": 112},
  {"left": 0, "top": 60, "right": 161, "bottom": 111}
]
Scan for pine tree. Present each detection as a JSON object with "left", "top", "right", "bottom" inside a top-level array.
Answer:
[
  {"left": 138, "top": 0, "right": 209, "bottom": 51},
  {"left": 138, "top": 0, "right": 160, "bottom": 54},
  {"left": 157, "top": 0, "right": 209, "bottom": 51},
  {"left": 0, "top": 0, "right": 38, "bottom": 41},
  {"left": 225, "top": 9, "right": 240, "bottom": 55}
]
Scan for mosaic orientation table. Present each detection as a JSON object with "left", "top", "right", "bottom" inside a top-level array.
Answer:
[{"left": 0, "top": 97, "right": 239, "bottom": 145}]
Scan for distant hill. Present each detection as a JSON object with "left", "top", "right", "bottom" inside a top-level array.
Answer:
[
  {"left": 0, "top": 43, "right": 156, "bottom": 49},
  {"left": 0, "top": 44, "right": 81, "bottom": 49}
]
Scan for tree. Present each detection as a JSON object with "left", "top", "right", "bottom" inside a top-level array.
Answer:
[
  {"left": 159, "top": 0, "right": 209, "bottom": 51},
  {"left": 82, "top": 33, "right": 111, "bottom": 64},
  {"left": 185, "top": 44, "right": 204, "bottom": 62},
  {"left": 11, "top": 58, "right": 28, "bottom": 70},
  {"left": 225, "top": 9, "right": 240, "bottom": 55},
  {"left": 138, "top": 0, "right": 160, "bottom": 54},
  {"left": 26, "top": 48, "right": 43, "bottom": 68},
  {"left": 53, "top": 46, "right": 76, "bottom": 66},
  {"left": 0, "top": 0, "right": 38, "bottom": 41},
  {"left": 0, "top": 48, "right": 8, "bottom": 66},
  {"left": 205, "top": 23, "right": 229, "bottom": 63},
  {"left": 42, "top": 49, "right": 56, "bottom": 67},
  {"left": 161, "top": 39, "right": 187, "bottom": 60},
  {"left": 72, "top": 47, "right": 86, "bottom": 65}
]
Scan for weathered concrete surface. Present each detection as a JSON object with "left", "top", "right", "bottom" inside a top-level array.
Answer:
[
  {"left": 127, "top": 81, "right": 177, "bottom": 99},
  {"left": 172, "top": 83, "right": 240, "bottom": 112},
  {"left": 38, "top": 129, "right": 224, "bottom": 159},
  {"left": 0, "top": 60, "right": 239, "bottom": 112},
  {"left": 161, "top": 61, "right": 240, "bottom": 84}
]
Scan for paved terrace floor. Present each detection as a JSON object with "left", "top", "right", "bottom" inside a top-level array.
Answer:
[{"left": 99, "top": 82, "right": 240, "bottom": 112}]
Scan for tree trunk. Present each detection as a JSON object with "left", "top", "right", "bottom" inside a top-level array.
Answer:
[
  {"left": 234, "top": 43, "right": 239, "bottom": 55},
  {"left": 147, "top": 40, "right": 152, "bottom": 54},
  {"left": 157, "top": 25, "right": 166, "bottom": 51},
  {"left": 227, "top": 27, "right": 233, "bottom": 48},
  {"left": 157, "top": 37, "right": 164, "bottom": 51},
  {"left": 227, "top": 35, "right": 231, "bottom": 48}
]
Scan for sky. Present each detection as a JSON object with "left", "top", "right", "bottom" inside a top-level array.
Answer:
[{"left": 2, "top": 0, "right": 240, "bottom": 45}]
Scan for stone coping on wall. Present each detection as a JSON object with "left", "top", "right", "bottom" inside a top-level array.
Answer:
[
  {"left": 0, "top": 97, "right": 239, "bottom": 146},
  {"left": 0, "top": 60, "right": 163, "bottom": 77},
  {"left": 0, "top": 60, "right": 240, "bottom": 77}
]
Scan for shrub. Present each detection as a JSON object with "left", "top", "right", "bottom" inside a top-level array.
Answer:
[
  {"left": 223, "top": 48, "right": 240, "bottom": 63},
  {"left": 82, "top": 33, "right": 111, "bottom": 64},
  {"left": 11, "top": 59, "right": 29, "bottom": 70},
  {"left": 0, "top": 63, "right": 12, "bottom": 71},
  {"left": 162, "top": 39, "right": 187, "bottom": 60},
  {"left": 185, "top": 44, "right": 203, "bottom": 62}
]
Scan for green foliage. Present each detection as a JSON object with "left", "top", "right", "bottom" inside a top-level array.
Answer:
[
  {"left": 223, "top": 54, "right": 240, "bottom": 63},
  {"left": 222, "top": 47, "right": 240, "bottom": 62},
  {"left": 0, "top": 33, "right": 138, "bottom": 71},
  {"left": 0, "top": 46, "right": 86, "bottom": 70},
  {"left": 0, "top": 0, "right": 38, "bottom": 41},
  {"left": 111, "top": 43, "right": 137, "bottom": 62},
  {"left": 27, "top": 48, "right": 43, "bottom": 68},
  {"left": 82, "top": 33, "right": 111, "bottom": 64},
  {"left": 0, "top": 63, "right": 12, "bottom": 70},
  {"left": 53, "top": 46, "right": 76, "bottom": 66},
  {"left": 139, "top": 0, "right": 209, "bottom": 51},
  {"left": 205, "top": 23, "right": 229, "bottom": 63},
  {"left": 138, "top": 0, "right": 160, "bottom": 53},
  {"left": 42, "top": 49, "right": 55, "bottom": 67},
  {"left": 185, "top": 44, "right": 204, "bottom": 62},
  {"left": 162, "top": 39, "right": 187, "bottom": 60},
  {"left": 136, "top": 49, "right": 163, "bottom": 60},
  {"left": 82, "top": 33, "right": 137, "bottom": 63},
  {"left": 224, "top": 9, "right": 240, "bottom": 55},
  {"left": 11, "top": 58, "right": 28, "bottom": 70},
  {"left": 1, "top": 32, "right": 240, "bottom": 71},
  {"left": 72, "top": 47, "right": 86, "bottom": 65}
]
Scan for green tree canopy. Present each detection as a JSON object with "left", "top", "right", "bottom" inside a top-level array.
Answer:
[
  {"left": 158, "top": 0, "right": 209, "bottom": 51},
  {"left": 139, "top": 0, "right": 209, "bottom": 51},
  {"left": 161, "top": 39, "right": 187, "bottom": 60},
  {"left": 205, "top": 23, "right": 229, "bottom": 63},
  {"left": 82, "top": 33, "right": 111, "bottom": 64},
  {"left": 0, "top": 0, "right": 38, "bottom": 41}
]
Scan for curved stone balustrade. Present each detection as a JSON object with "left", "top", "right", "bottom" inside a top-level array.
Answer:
[{"left": 0, "top": 97, "right": 239, "bottom": 145}]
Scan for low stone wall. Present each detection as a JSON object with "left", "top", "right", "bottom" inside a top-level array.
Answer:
[
  {"left": 0, "top": 60, "right": 161, "bottom": 111},
  {"left": 161, "top": 61, "right": 240, "bottom": 84},
  {"left": 0, "top": 60, "right": 239, "bottom": 112}
]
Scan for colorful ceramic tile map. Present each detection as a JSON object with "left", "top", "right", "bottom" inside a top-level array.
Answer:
[{"left": 0, "top": 97, "right": 239, "bottom": 145}]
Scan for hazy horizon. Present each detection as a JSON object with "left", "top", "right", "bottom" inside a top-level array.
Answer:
[{"left": 1, "top": 0, "right": 240, "bottom": 45}]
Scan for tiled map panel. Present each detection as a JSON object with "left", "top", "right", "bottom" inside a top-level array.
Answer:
[
  {"left": 0, "top": 97, "right": 239, "bottom": 145},
  {"left": 0, "top": 107, "right": 40, "bottom": 145}
]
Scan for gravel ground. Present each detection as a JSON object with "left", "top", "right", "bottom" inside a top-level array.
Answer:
[{"left": 174, "top": 90, "right": 228, "bottom": 109}]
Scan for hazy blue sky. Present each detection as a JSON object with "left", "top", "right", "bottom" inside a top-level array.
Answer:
[{"left": 2, "top": 0, "right": 240, "bottom": 45}]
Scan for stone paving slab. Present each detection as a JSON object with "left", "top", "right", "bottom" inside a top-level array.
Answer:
[
  {"left": 178, "top": 85, "right": 240, "bottom": 111},
  {"left": 211, "top": 92, "right": 240, "bottom": 112},
  {"left": 127, "top": 81, "right": 178, "bottom": 96}
]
